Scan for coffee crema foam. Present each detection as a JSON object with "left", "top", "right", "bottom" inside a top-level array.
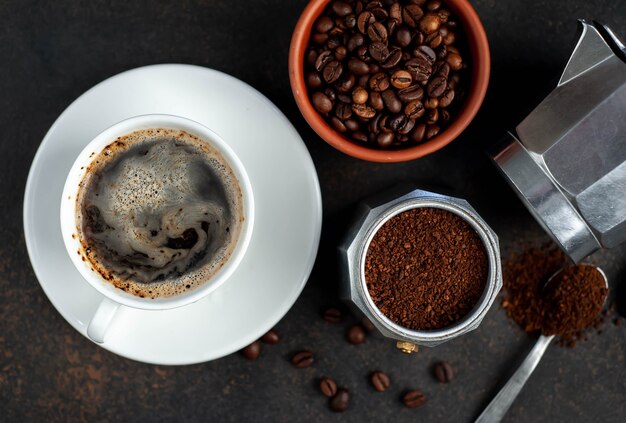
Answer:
[{"left": 75, "top": 128, "right": 244, "bottom": 298}]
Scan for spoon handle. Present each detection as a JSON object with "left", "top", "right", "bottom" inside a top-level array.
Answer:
[{"left": 475, "top": 334, "right": 555, "bottom": 423}]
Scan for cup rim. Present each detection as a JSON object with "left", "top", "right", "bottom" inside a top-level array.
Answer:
[
  {"left": 60, "top": 114, "right": 255, "bottom": 310},
  {"left": 288, "top": 0, "right": 491, "bottom": 162},
  {"left": 357, "top": 200, "right": 500, "bottom": 341}
]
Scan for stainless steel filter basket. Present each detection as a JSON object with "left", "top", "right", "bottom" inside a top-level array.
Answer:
[{"left": 339, "top": 186, "right": 502, "bottom": 349}]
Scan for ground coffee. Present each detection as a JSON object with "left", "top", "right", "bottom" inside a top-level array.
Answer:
[
  {"left": 365, "top": 207, "right": 488, "bottom": 330},
  {"left": 502, "top": 245, "right": 608, "bottom": 347}
]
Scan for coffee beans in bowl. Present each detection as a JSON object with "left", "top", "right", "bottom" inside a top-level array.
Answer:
[{"left": 290, "top": 0, "right": 490, "bottom": 162}]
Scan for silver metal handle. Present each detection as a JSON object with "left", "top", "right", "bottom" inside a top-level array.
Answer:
[{"left": 475, "top": 334, "right": 555, "bottom": 423}]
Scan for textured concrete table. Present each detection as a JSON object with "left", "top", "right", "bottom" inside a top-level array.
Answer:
[{"left": 2, "top": 0, "right": 626, "bottom": 421}]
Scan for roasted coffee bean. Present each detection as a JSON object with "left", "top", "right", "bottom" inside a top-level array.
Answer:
[
  {"left": 337, "top": 93, "right": 351, "bottom": 103},
  {"left": 361, "top": 317, "right": 376, "bottom": 332},
  {"left": 406, "top": 57, "right": 432, "bottom": 83},
  {"left": 331, "top": 116, "right": 347, "bottom": 132},
  {"left": 370, "top": 6, "right": 389, "bottom": 20},
  {"left": 312, "top": 92, "right": 333, "bottom": 114},
  {"left": 386, "top": 17, "right": 398, "bottom": 36},
  {"left": 420, "top": 13, "right": 440, "bottom": 33},
  {"left": 443, "top": 31, "right": 456, "bottom": 46},
  {"left": 427, "top": 0, "right": 442, "bottom": 11},
  {"left": 322, "top": 306, "right": 343, "bottom": 323},
  {"left": 326, "top": 36, "right": 342, "bottom": 50},
  {"left": 356, "top": 45, "right": 369, "bottom": 62},
  {"left": 369, "top": 91, "right": 384, "bottom": 111},
  {"left": 425, "top": 108, "right": 439, "bottom": 124},
  {"left": 377, "top": 131, "right": 395, "bottom": 147},
  {"left": 434, "top": 61, "right": 450, "bottom": 77},
  {"left": 437, "top": 44, "right": 448, "bottom": 60},
  {"left": 427, "top": 33, "right": 443, "bottom": 48},
  {"left": 332, "top": 1, "right": 352, "bottom": 16},
  {"left": 347, "top": 33, "right": 365, "bottom": 51},
  {"left": 378, "top": 114, "right": 391, "bottom": 132},
  {"left": 398, "top": 117, "right": 415, "bottom": 134},
  {"left": 241, "top": 341, "right": 261, "bottom": 360},
  {"left": 370, "top": 72, "right": 390, "bottom": 91},
  {"left": 345, "top": 118, "right": 360, "bottom": 132},
  {"left": 337, "top": 74, "right": 356, "bottom": 93},
  {"left": 446, "top": 52, "right": 463, "bottom": 70},
  {"left": 367, "top": 21, "right": 388, "bottom": 43},
  {"left": 434, "top": 361, "right": 454, "bottom": 383},
  {"left": 323, "top": 60, "right": 343, "bottom": 84},
  {"left": 427, "top": 75, "right": 447, "bottom": 97},
  {"left": 365, "top": 0, "right": 383, "bottom": 10},
  {"left": 437, "top": 8, "right": 450, "bottom": 23},
  {"left": 426, "top": 124, "right": 440, "bottom": 139},
  {"left": 335, "top": 102, "right": 352, "bottom": 120},
  {"left": 415, "top": 45, "right": 436, "bottom": 63},
  {"left": 347, "top": 324, "right": 366, "bottom": 344},
  {"left": 382, "top": 89, "right": 402, "bottom": 113},
  {"left": 369, "top": 63, "right": 381, "bottom": 74},
  {"left": 424, "top": 97, "right": 438, "bottom": 108},
  {"left": 352, "top": 86, "right": 369, "bottom": 104},
  {"left": 371, "top": 371, "right": 391, "bottom": 392},
  {"left": 357, "top": 11, "right": 375, "bottom": 34},
  {"left": 390, "top": 2, "right": 402, "bottom": 21},
  {"left": 330, "top": 389, "right": 350, "bottom": 412},
  {"left": 402, "top": 4, "right": 424, "bottom": 27},
  {"left": 345, "top": 13, "right": 356, "bottom": 28},
  {"left": 395, "top": 26, "right": 412, "bottom": 47},
  {"left": 324, "top": 87, "right": 336, "bottom": 102},
  {"left": 352, "top": 131, "right": 368, "bottom": 142},
  {"left": 334, "top": 45, "right": 348, "bottom": 61},
  {"left": 439, "top": 108, "right": 451, "bottom": 123},
  {"left": 315, "top": 50, "right": 334, "bottom": 72},
  {"left": 380, "top": 48, "right": 402, "bottom": 68},
  {"left": 291, "top": 350, "right": 314, "bottom": 368},
  {"left": 352, "top": 103, "right": 376, "bottom": 119},
  {"left": 398, "top": 84, "right": 424, "bottom": 102},
  {"left": 410, "top": 123, "right": 427, "bottom": 142},
  {"left": 403, "top": 390, "right": 426, "bottom": 408},
  {"left": 438, "top": 89, "right": 455, "bottom": 107},
  {"left": 261, "top": 329, "right": 280, "bottom": 344},
  {"left": 306, "top": 72, "right": 322, "bottom": 89},
  {"left": 306, "top": 49, "right": 318, "bottom": 67},
  {"left": 405, "top": 100, "right": 425, "bottom": 119},
  {"left": 369, "top": 42, "right": 390, "bottom": 62},
  {"left": 357, "top": 73, "right": 370, "bottom": 87},
  {"left": 388, "top": 113, "right": 407, "bottom": 131},
  {"left": 320, "top": 377, "right": 338, "bottom": 397},
  {"left": 348, "top": 58, "right": 370, "bottom": 75},
  {"left": 391, "top": 70, "right": 412, "bottom": 89},
  {"left": 315, "top": 16, "right": 335, "bottom": 33},
  {"left": 370, "top": 113, "right": 383, "bottom": 133}
]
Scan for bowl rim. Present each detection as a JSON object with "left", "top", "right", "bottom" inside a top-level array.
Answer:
[{"left": 288, "top": 0, "right": 491, "bottom": 163}]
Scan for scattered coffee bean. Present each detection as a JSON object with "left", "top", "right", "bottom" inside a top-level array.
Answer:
[
  {"left": 320, "top": 377, "right": 338, "bottom": 397},
  {"left": 330, "top": 388, "right": 350, "bottom": 412},
  {"left": 347, "top": 324, "right": 366, "bottom": 344},
  {"left": 402, "top": 389, "right": 426, "bottom": 408},
  {"left": 371, "top": 371, "right": 391, "bottom": 392},
  {"left": 305, "top": 0, "right": 467, "bottom": 148},
  {"left": 261, "top": 329, "right": 280, "bottom": 345},
  {"left": 434, "top": 361, "right": 454, "bottom": 383},
  {"left": 322, "top": 307, "right": 343, "bottom": 323},
  {"left": 291, "top": 350, "right": 314, "bottom": 368},
  {"left": 241, "top": 341, "right": 261, "bottom": 360}
]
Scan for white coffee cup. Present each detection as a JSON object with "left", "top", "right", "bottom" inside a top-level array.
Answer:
[{"left": 60, "top": 114, "right": 254, "bottom": 343}]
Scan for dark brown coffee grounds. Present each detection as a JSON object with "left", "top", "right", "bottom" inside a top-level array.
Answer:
[
  {"left": 502, "top": 245, "right": 607, "bottom": 347},
  {"left": 365, "top": 207, "right": 488, "bottom": 330},
  {"left": 542, "top": 265, "right": 607, "bottom": 342}
]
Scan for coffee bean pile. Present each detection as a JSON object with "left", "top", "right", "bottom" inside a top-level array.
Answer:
[
  {"left": 239, "top": 306, "right": 457, "bottom": 413},
  {"left": 305, "top": 0, "right": 467, "bottom": 149}
]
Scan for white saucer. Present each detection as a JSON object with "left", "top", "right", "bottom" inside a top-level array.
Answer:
[{"left": 23, "top": 64, "right": 322, "bottom": 365}]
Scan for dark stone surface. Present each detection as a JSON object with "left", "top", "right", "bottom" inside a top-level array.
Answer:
[{"left": 1, "top": 0, "right": 626, "bottom": 421}]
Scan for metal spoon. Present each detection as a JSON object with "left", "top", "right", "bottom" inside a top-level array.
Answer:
[{"left": 475, "top": 264, "right": 608, "bottom": 423}]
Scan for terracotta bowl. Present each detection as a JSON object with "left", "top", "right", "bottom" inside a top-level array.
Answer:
[{"left": 289, "top": 0, "right": 490, "bottom": 163}]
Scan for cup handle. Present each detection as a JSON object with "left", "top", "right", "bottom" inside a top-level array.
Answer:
[{"left": 87, "top": 297, "right": 120, "bottom": 343}]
